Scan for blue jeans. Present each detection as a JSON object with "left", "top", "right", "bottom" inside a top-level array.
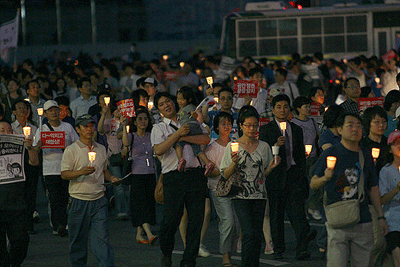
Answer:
[
  {"left": 108, "top": 163, "right": 129, "bottom": 215},
  {"left": 68, "top": 196, "right": 114, "bottom": 267}
]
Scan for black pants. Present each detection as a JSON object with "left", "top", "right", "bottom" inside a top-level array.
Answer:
[
  {"left": 0, "top": 210, "right": 29, "bottom": 267},
  {"left": 268, "top": 167, "right": 310, "bottom": 255},
  {"left": 233, "top": 199, "right": 266, "bottom": 267},
  {"left": 25, "top": 165, "right": 40, "bottom": 231},
  {"left": 44, "top": 175, "right": 69, "bottom": 231},
  {"left": 159, "top": 168, "right": 207, "bottom": 267}
]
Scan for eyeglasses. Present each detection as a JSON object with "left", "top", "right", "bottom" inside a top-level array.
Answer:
[
  {"left": 242, "top": 124, "right": 258, "bottom": 129},
  {"left": 219, "top": 97, "right": 233, "bottom": 101},
  {"left": 371, "top": 120, "right": 387, "bottom": 125}
]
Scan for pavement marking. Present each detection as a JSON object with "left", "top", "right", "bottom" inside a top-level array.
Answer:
[{"left": 172, "top": 250, "right": 290, "bottom": 266}]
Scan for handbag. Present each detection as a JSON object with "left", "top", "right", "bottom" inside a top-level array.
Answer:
[
  {"left": 154, "top": 174, "right": 164, "bottom": 204},
  {"left": 215, "top": 171, "right": 243, "bottom": 197},
  {"left": 324, "top": 149, "right": 364, "bottom": 229}
]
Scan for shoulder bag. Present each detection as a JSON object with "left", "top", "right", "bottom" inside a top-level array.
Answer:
[{"left": 215, "top": 171, "right": 243, "bottom": 197}]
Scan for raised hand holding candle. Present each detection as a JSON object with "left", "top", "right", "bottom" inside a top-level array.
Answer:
[
  {"left": 37, "top": 108, "right": 44, "bottom": 132},
  {"left": 206, "top": 77, "right": 213, "bottom": 87},
  {"left": 23, "top": 126, "right": 31, "bottom": 139},
  {"left": 375, "top": 77, "right": 380, "bottom": 84},
  {"left": 279, "top": 122, "right": 286, "bottom": 135},
  {"left": 104, "top": 97, "right": 110, "bottom": 106},
  {"left": 231, "top": 142, "right": 239, "bottom": 153},
  {"left": 272, "top": 145, "right": 279, "bottom": 164},
  {"left": 148, "top": 100, "right": 154, "bottom": 110},
  {"left": 37, "top": 108, "right": 44, "bottom": 116},
  {"left": 371, "top": 148, "right": 380, "bottom": 159},
  {"left": 214, "top": 97, "right": 219, "bottom": 103},
  {"left": 88, "top": 152, "right": 96, "bottom": 167},
  {"left": 305, "top": 145, "right": 312, "bottom": 156},
  {"left": 326, "top": 156, "right": 337, "bottom": 169},
  {"left": 126, "top": 125, "right": 130, "bottom": 133}
]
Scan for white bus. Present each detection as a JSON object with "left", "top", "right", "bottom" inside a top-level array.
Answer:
[{"left": 220, "top": 3, "right": 400, "bottom": 59}]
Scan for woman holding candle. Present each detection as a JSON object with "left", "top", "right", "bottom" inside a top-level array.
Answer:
[
  {"left": 122, "top": 106, "right": 158, "bottom": 245},
  {"left": 379, "top": 130, "right": 400, "bottom": 267},
  {"left": 220, "top": 105, "right": 280, "bottom": 267}
]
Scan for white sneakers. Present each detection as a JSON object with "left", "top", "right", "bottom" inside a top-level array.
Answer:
[{"left": 198, "top": 244, "right": 211, "bottom": 257}]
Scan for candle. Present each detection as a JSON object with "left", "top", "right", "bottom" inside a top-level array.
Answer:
[
  {"left": 214, "top": 97, "right": 219, "bottom": 103},
  {"left": 327, "top": 156, "right": 337, "bottom": 169},
  {"left": 206, "top": 76, "right": 213, "bottom": 86},
  {"left": 179, "top": 62, "right": 185, "bottom": 68},
  {"left": 148, "top": 100, "right": 154, "bottom": 110},
  {"left": 375, "top": 77, "right": 380, "bottom": 84},
  {"left": 37, "top": 108, "right": 44, "bottom": 116},
  {"left": 24, "top": 98, "right": 30, "bottom": 102},
  {"left": 279, "top": 122, "right": 286, "bottom": 135},
  {"left": 371, "top": 148, "right": 380, "bottom": 159},
  {"left": 88, "top": 152, "right": 96, "bottom": 166},
  {"left": 231, "top": 142, "right": 239, "bottom": 153},
  {"left": 126, "top": 125, "right": 130, "bottom": 133},
  {"left": 305, "top": 145, "right": 312, "bottom": 155},
  {"left": 162, "top": 55, "right": 168, "bottom": 61},
  {"left": 325, "top": 107, "right": 328, "bottom": 112},
  {"left": 272, "top": 145, "right": 279, "bottom": 164},
  {"left": 23, "top": 126, "right": 31, "bottom": 138},
  {"left": 104, "top": 97, "right": 110, "bottom": 106}
]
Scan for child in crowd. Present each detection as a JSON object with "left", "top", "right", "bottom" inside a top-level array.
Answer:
[{"left": 176, "top": 86, "right": 215, "bottom": 176}]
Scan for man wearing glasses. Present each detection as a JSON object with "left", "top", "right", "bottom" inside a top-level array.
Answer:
[{"left": 340, "top": 77, "right": 361, "bottom": 115}]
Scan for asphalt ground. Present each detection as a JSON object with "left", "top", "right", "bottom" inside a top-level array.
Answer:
[{"left": 22, "top": 184, "right": 327, "bottom": 267}]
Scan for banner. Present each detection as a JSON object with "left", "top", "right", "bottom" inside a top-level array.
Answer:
[
  {"left": 117, "top": 98, "right": 136, "bottom": 117},
  {"left": 40, "top": 131, "right": 66, "bottom": 149},
  {"left": 0, "top": 10, "right": 19, "bottom": 64},
  {"left": 0, "top": 134, "right": 25, "bottom": 185},
  {"left": 358, "top": 97, "right": 384, "bottom": 112},
  {"left": 234, "top": 80, "right": 259, "bottom": 98}
]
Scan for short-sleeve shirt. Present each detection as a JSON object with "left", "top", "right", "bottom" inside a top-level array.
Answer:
[
  {"left": 130, "top": 132, "right": 155, "bottom": 175},
  {"left": 150, "top": 117, "right": 207, "bottom": 174},
  {"left": 103, "top": 118, "right": 122, "bottom": 155},
  {"left": 219, "top": 141, "right": 273, "bottom": 199},
  {"left": 61, "top": 140, "right": 107, "bottom": 201},
  {"left": 311, "top": 143, "right": 378, "bottom": 223},
  {"left": 291, "top": 117, "right": 318, "bottom": 157},
  {"left": 33, "top": 121, "right": 79, "bottom": 176},
  {"left": 319, "top": 128, "right": 341, "bottom": 150},
  {"left": 379, "top": 164, "right": 400, "bottom": 232},
  {"left": 205, "top": 141, "right": 226, "bottom": 191}
]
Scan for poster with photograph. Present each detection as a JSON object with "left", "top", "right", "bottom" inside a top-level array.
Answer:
[{"left": 0, "top": 134, "right": 25, "bottom": 185}]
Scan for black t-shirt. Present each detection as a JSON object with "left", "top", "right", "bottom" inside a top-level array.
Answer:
[{"left": 312, "top": 143, "right": 378, "bottom": 223}]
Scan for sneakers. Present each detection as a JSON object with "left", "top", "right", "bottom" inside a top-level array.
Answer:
[
  {"left": 204, "top": 162, "right": 215, "bottom": 176},
  {"left": 198, "top": 244, "right": 211, "bottom": 257},
  {"left": 308, "top": 208, "right": 322, "bottom": 220},
  {"left": 178, "top": 159, "right": 186, "bottom": 172},
  {"left": 264, "top": 241, "right": 274, "bottom": 255}
]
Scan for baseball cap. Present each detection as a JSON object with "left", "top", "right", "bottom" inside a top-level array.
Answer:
[
  {"left": 144, "top": 77, "right": 158, "bottom": 86},
  {"left": 395, "top": 106, "right": 400, "bottom": 120},
  {"left": 43, "top": 100, "right": 59, "bottom": 111},
  {"left": 75, "top": 114, "right": 96, "bottom": 127},
  {"left": 388, "top": 130, "right": 400, "bottom": 145}
]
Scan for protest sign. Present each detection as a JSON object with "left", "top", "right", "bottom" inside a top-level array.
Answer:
[
  {"left": 40, "top": 131, "right": 65, "bottom": 149},
  {"left": 164, "top": 71, "right": 178, "bottom": 81},
  {"left": 117, "top": 99, "right": 136, "bottom": 118},
  {"left": 234, "top": 80, "right": 259, "bottom": 98},
  {"left": 310, "top": 102, "right": 321, "bottom": 116},
  {"left": 0, "top": 134, "right": 25, "bottom": 185},
  {"left": 358, "top": 97, "right": 384, "bottom": 112}
]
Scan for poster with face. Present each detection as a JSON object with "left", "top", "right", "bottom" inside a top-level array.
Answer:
[
  {"left": 335, "top": 163, "right": 362, "bottom": 200},
  {"left": 0, "top": 134, "right": 25, "bottom": 184}
]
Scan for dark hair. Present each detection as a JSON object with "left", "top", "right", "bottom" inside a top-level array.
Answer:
[
  {"left": 249, "top": 67, "right": 263, "bottom": 78},
  {"left": 154, "top": 92, "right": 172, "bottom": 110},
  {"left": 237, "top": 105, "right": 259, "bottom": 126},
  {"left": 136, "top": 77, "right": 146, "bottom": 88},
  {"left": 336, "top": 113, "right": 362, "bottom": 128},
  {"left": 275, "top": 68, "right": 288, "bottom": 78},
  {"left": 384, "top": 90, "right": 400, "bottom": 111},
  {"left": 25, "top": 79, "right": 40, "bottom": 92},
  {"left": 293, "top": 96, "right": 312, "bottom": 115},
  {"left": 213, "top": 111, "right": 234, "bottom": 135},
  {"left": 177, "top": 86, "right": 196, "bottom": 105},
  {"left": 96, "top": 90, "right": 112, "bottom": 103},
  {"left": 314, "top": 52, "right": 324, "bottom": 61},
  {"left": 77, "top": 77, "right": 91, "bottom": 89},
  {"left": 217, "top": 87, "right": 234, "bottom": 98},
  {"left": 131, "top": 89, "right": 149, "bottom": 108},
  {"left": 54, "top": 96, "right": 70, "bottom": 107},
  {"left": 396, "top": 72, "right": 400, "bottom": 83},
  {"left": 343, "top": 77, "right": 360, "bottom": 89},
  {"left": 212, "top": 82, "right": 224, "bottom": 88},
  {"left": 271, "top": 94, "right": 291, "bottom": 108},
  {"left": 323, "top": 105, "right": 345, "bottom": 128},
  {"left": 362, "top": 106, "right": 388, "bottom": 133},
  {"left": 11, "top": 100, "right": 30, "bottom": 111},
  {"left": 308, "top": 87, "right": 324, "bottom": 99},
  {"left": 131, "top": 106, "right": 153, "bottom": 133}
]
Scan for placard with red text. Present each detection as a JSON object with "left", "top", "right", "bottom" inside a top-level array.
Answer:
[
  {"left": 234, "top": 80, "right": 258, "bottom": 98},
  {"left": 41, "top": 131, "right": 65, "bottom": 149}
]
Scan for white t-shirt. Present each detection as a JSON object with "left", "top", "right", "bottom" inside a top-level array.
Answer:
[
  {"left": 268, "top": 81, "right": 300, "bottom": 104},
  {"left": 205, "top": 141, "right": 227, "bottom": 191},
  {"left": 33, "top": 121, "right": 79, "bottom": 176},
  {"left": 233, "top": 88, "right": 268, "bottom": 115}
]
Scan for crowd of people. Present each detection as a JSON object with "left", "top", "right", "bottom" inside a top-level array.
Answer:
[{"left": 1, "top": 48, "right": 400, "bottom": 267}]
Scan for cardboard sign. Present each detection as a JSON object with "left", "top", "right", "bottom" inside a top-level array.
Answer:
[
  {"left": 310, "top": 102, "right": 321, "bottom": 116},
  {"left": 358, "top": 97, "right": 384, "bottom": 112},
  {"left": 40, "top": 131, "right": 65, "bottom": 149},
  {"left": 164, "top": 71, "right": 178, "bottom": 81},
  {"left": 234, "top": 80, "right": 259, "bottom": 98},
  {"left": 255, "top": 117, "right": 271, "bottom": 139},
  {"left": 0, "top": 134, "right": 25, "bottom": 184},
  {"left": 117, "top": 98, "right": 136, "bottom": 118}
]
